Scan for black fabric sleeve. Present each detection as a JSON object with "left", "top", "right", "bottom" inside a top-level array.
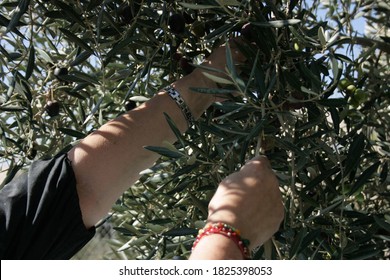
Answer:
[{"left": 0, "top": 154, "right": 95, "bottom": 259}]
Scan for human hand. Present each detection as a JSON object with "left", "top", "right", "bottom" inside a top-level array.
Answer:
[
  {"left": 192, "top": 38, "right": 246, "bottom": 88},
  {"left": 174, "top": 38, "right": 246, "bottom": 116},
  {"left": 206, "top": 156, "right": 284, "bottom": 250}
]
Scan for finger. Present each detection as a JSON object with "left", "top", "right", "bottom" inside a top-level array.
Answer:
[{"left": 244, "top": 155, "right": 272, "bottom": 169}]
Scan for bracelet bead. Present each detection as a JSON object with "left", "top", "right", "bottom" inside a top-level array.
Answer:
[{"left": 192, "top": 222, "right": 252, "bottom": 259}]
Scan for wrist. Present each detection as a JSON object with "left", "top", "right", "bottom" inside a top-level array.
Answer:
[
  {"left": 192, "top": 66, "right": 218, "bottom": 89},
  {"left": 206, "top": 211, "right": 251, "bottom": 247},
  {"left": 171, "top": 70, "right": 216, "bottom": 120},
  {"left": 190, "top": 234, "right": 243, "bottom": 260},
  {"left": 191, "top": 222, "right": 251, "bottom": 260},
  {"left": 207, "top": 211, "right": 238, "bottom": 227}
]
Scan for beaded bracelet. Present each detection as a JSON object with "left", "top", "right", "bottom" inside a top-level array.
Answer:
[
  {"left": 165, "top": 85, "right": 195, "bottom": 128},
  {"left": 192, "top": 222, "right": 252, "bottom": 259}
]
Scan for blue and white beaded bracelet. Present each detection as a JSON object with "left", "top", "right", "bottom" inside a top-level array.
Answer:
[{"left": 165, "top": 85, "right": 195, "bottom": 128}]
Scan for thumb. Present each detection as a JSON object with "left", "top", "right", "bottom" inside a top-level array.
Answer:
[{"left": 242, "top": 155, "right": 272, "bottom": 170}]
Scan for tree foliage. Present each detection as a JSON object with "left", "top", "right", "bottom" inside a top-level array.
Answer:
[{"left": 0, "top": 0, "right": 389, "bottom": 259}]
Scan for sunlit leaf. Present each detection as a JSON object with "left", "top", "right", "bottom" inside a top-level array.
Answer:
[
  {"left": 318, "top": 27, "right": 327, "bottom": 46},
  {"left": 202, "top": 72, "right": 233, "bottom": 85},
  {"left": 252, "top": 19, "right": 301, "bottom": 28},
  {"left": 35, "top": 48, "right": 54, "bottom": 64}
]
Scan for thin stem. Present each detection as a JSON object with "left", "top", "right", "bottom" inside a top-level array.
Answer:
[{"left": 331, "top": 135, "right": 346, "bottom": 259}]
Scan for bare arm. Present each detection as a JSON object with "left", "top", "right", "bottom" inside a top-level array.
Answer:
[{"left": 68, "top": 45, "right": 240, "bottom": 229}]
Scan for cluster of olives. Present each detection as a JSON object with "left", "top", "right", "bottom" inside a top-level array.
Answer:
[{"left": 43, "top": 66, "right": 69, "bottom": 118}]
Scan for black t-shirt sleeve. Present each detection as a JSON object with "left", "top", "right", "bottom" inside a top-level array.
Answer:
[{"left": 0, "top": 154, "right": 95, "bottom": 259}]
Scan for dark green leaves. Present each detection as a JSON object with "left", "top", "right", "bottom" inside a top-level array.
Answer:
[
  {"left": 144, "top": 146, "right": 184, "bottom": 159},
  {"left": 348, "top": 161, "right": 380, "bottom": 196},
  {"left": 163, "top": 228, "right": 197, "bottom": 237},
  {"left": 58, "top": 128, "right": 86, "bottom": 139},
  {"left": 59, "top": 28, "right": 94, "bottom": 54},
  {"left": 70, "top": 51, "right": 93, "bottom": 67},
  {"left": 344, "top": 134, "right": 366, "bottom": 176},
  {"left": 50, "top": 1, "right": 85, "bottom": 27},
  {"left": 317, "top": 98, "right": 347, "bottom": 107},
  {"left": 289, "top": 228, "right": 307, "bottom": 259},
  {"left": 6, "top": 0, "right": 30, "bottom": 33},
  {"left": 373, "top": 216, "right": 390, "bottom": 233},
  {"left": 58, "top": 71, "right": 99, "bottom": 85},
  {"left": 25, "top": 46, "right": 35, "bottom": 80}
]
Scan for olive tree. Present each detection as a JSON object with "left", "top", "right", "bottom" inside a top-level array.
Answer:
[{"left": 0, "top": 0, "right": 389, "bottom": 259}]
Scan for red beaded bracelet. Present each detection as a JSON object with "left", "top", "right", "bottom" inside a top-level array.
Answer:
[{"left": 192, "top": 222, "right": 252, "bottom": 259}]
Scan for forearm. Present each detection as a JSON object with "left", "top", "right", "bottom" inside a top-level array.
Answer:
[
  {"left": 68, "top": 69, "right": 215, "bottom": 228},
  {"left": 189, "top": 234, "right": 243, "bottom": 260}
]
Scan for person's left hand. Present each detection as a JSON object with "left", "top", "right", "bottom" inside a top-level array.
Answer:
[{"left": 194, "top": 38, "right": 247, "bottom": 89}]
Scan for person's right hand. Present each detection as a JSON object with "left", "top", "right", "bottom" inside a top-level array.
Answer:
[{"left": 206, "top": 156, "right": 284, "bottom": 249}]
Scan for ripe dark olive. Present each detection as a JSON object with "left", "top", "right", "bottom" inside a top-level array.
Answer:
[
  {"left": 269, "top": 117, "right": 282, "bottom": 131},
  {"left": 125, "top": 100, "right": 137, "bottom": 111},
  {"left": 179, "top": 57, "right": 195, "bottom": 75},
  {"left": 168, "top": 13, "right": 186, "bottom": 34},
  {"left": 45, "top": 100, "right": 60, "bottom": 117},
  {"left": 119, "top": 5, "right": 133, "bottom": 24},
  {"left": 118, "top": 2, "right": 140, "bottom": 24},
  {"left": 210, "top": 106, "right": 225, "bottom": 119},
  {"left": 54, "top": 67, "right": 68, "bottom": 78},
  {"left": 241, "top": 23, "right": 255, "bottom": 42},
  {"left": 284, "top": 92, "right": 305, "bottom": 110},
  {"left": 191, "top": 21, "right": 206, "bottom": 38},
  {"left": 292, "top": 91, "right": 305, "bottom": 100},
  {"left": 118, "top": 5, "right": 133, "bottom": 24},
  {"left": 183, "top": 12, "right": 196, "bottom": 24},
  {"left": 171, "top": 52, "right": 183, "bottom": 61},
  {"left": 27, "top": 148, "right": 37, "bottom": 160}
]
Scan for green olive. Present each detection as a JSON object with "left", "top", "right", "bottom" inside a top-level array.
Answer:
[
  {"left": 338, "top": 78, "right": 351, "bottom": 90},
  {"left": 345, "top": 84, "right": 356, "bottom": 95},
  {"left": 354, "top": 89, "right": 368, "bottom": 103},
  {"left": 293, "top": 42, "right": 301, "bottom": 51}
]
